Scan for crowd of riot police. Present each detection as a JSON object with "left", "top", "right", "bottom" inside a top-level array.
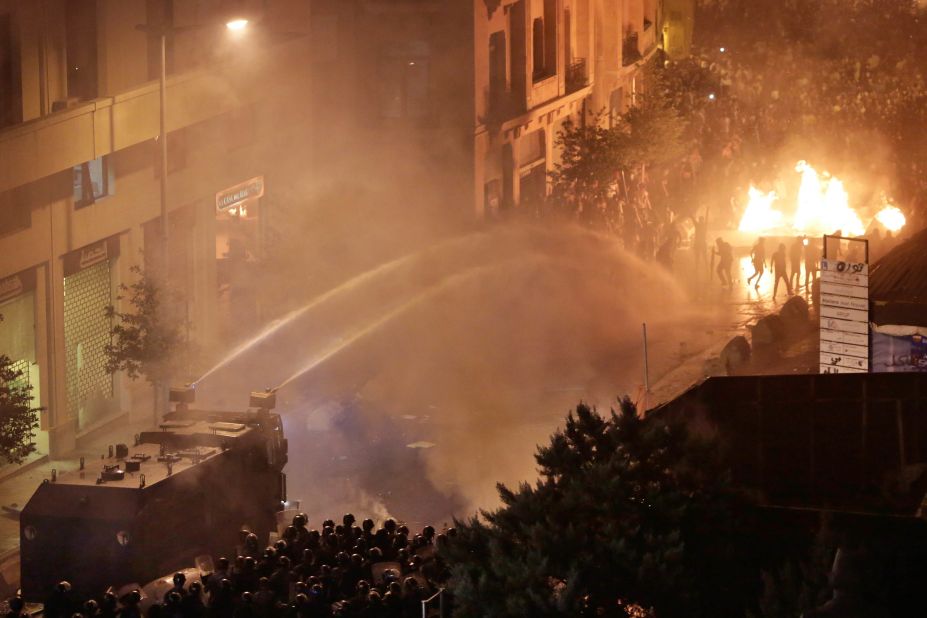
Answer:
[{"left": 9, "top": 514, "right": 452, "bottom": 618}]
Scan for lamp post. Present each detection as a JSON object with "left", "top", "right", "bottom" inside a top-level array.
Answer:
[
  {"left": 135, "top": 18, "right": 250, "bottom": 281},
  {"left": 134, "top": 17, "right": 249, "bottom": 421}
]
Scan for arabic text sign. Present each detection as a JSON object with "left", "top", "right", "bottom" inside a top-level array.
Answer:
[
  {"left": 820, "top": 353, "right": 868, "bottom": 371},
  {"left": 819, "top": 258, "right": 869, "bottom": 374}
]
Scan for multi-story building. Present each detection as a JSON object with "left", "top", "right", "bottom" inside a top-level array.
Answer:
[
  {"left": 0, "top": 0, "right": 313, "bottom": 463},
  {"left": 310, "top": 0, "right": 690, "bottom": 220}
]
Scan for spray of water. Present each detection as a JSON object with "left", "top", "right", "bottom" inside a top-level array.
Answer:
[
  {"left": 275, "top": 257, "right": 546, "bottom": 391},
  {"left": 194, "top": 232, "right": 485, "bottom": 385}
]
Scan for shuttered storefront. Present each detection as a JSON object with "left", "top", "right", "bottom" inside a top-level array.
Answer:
[{"left": 63, "top": 237, "right": 118, "bottom": 431}]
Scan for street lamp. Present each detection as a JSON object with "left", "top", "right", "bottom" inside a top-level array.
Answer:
[
  {"left": 226, "top": 18, "right": 249, "bottom": 32},
  {"left": 135, "top": 19, "right": 249, "bottom": 281}
]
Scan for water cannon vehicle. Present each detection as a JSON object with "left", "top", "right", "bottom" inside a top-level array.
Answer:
[{"left": 19, "top": 388, "right": 287, "bottom": 601}]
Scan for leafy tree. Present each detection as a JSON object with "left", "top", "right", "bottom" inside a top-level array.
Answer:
[
  {"left": 0, "top": 315, "right": 41, "bottom": 465},
  {"left": 442, "top": 399, "right": 757, "bottom": 617},
  {"left": 621, "top": 100, "right": 687, "bottom": 173},
  {"left": 549, "top": 113, "right": 628, "bottom": 225},
  {"left": 104, "top": 265, "right": 186, "bottom": 417}
]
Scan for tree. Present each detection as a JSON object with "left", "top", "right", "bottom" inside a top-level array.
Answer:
[
  {"left": 548, "top": 82, "right": 687, "bottom": 234},
  {"left": 0, "top": 315, "right": 41, "bottom": 465},
  {"left": 104, "top": 265, "right": 186, "bottom": 418},
  {"left": 549, "top": 113, "right": 629, "bottom": 226},
  {"left": 442, "top": 399, "right": 757, "bottom": 617}
]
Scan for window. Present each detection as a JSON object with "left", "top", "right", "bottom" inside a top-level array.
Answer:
[
  {"left": 65, "top": 0, "right": 98, "bottom": 100},
  {"left": 532, "top": 18, "right": 545, "bottom": 81},
  {"left": 532, "top": 0, "right": 558, "bottom": 82},
  {"left": 0, "top": 12, "right": 19, "bottom": 128},
  {"left": 73, "top": 156, "right": 113, "bottom": 208},
  {"left": 377, "top": 41, "right": 431, "bottom": 120},
  {"left": 0, "top": 187, "right": 30, "bottom": 236},
  {"left": 609, "top": 88, "right": 624, "bottom": 127}
]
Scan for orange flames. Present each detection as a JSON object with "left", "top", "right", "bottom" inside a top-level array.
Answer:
[{"left": 737, "top": 161, "right": 904, "bottom": 237}]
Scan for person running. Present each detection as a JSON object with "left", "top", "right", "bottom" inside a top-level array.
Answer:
[
  {"left": 789, "top": 236, "right": 804, "bottom": 290},
  {"left": 772, "top": 242, "right": 792, "bottom": 299},
  {"left": 713, "top": 237, "right": 733, "bottom": 288},
  {"left": 746, "top": 236, "right": 767, "bottom": 289}
]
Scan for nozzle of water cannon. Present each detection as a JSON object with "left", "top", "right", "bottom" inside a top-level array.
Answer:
[
  {"left": 249, "top": 388, "right": 277, "bottom": 410},
  {"left": 169, "top": 384, "right": 196, "bottom": 404}
]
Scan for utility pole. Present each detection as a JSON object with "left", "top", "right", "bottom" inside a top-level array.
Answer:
[{"left": 159, "top": 32, "right": 169, "bottom": 281}]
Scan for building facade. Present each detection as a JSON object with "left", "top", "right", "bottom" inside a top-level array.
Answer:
[
  {"left": 0, "top": 0, "right": 313, "bottom": 461},
  {"left": 311, "top": 0, "right": 687, "bottom": 220}
]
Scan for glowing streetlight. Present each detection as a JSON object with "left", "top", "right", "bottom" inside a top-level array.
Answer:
[{"left": 226, "top": 18, "right": 249, "bottom": 32}]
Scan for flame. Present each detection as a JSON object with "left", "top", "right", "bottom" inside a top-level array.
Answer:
[
  {"left": 875, "top": 205, "right": 906, "bottom": 233},
  {"left": 738, "top": 186, "right": 783, "bottom": 233},
  {"left": 793, "top": 161, "right": 865, "bottom": 237},
  {"left": 736, "top": 161, "right": 887, "bottom": 237}
]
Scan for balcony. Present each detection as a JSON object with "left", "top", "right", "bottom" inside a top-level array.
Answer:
[
  {"left": 622, "top": 32, "right": 642, "bottom": 67},
  {"left": 566, "top": 58, "right": 588, "bottom": 93}
]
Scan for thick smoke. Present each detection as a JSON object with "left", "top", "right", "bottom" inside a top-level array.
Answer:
[{"left": 196, "top": 223, "right": 708, "bottom": 526}]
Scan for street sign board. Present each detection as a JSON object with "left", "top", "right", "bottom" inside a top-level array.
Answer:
[
  {"left": 216, "top": 176, "right": 265, "bottom": 212},
  {"left": 819, "top": 254, "right": 869, "bottom": 374}
]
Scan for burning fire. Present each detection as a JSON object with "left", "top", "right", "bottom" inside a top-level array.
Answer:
[
  {"left": 875, "top": 204, "right": 906, "bottom": 233},
  {"left": 737, "top": 187, "right": 782, "bottom": 233},
  {"left": 737, "top": 161, "right": 901, "bottom": 237}
]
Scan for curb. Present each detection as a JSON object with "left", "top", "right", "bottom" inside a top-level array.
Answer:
[{"left": 0, "top": 456, "right": 49, "bottom": 485}]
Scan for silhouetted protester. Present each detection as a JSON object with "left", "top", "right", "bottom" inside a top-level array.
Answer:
[
  {"left": 772, "top": 242, "right": 792, "bottom": 299},
  {"left": 789, "top": 236, "right": 804, "bottom": 290},
  {"left": 656, "top": 236, "right": 676, "bottom": 272},
  {"left": 747, "top": 236, "right": 767, "bottom": 288},
  {"left": 713, "top": 237, "right": 734, "bottom": 288},
  {"left": 693, "top": 215, "right": 708, "bottom": 274},
  {"left": 5, "top": 596, "right": 28, "bottom": 618},
  {"left": 803, "top": 237, "right": 818, "bottom": 288}
]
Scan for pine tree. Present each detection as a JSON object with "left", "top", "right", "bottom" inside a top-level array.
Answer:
[
  {"left": 442, "top": 398, "right": 757, "bottom": 617},
  {"left": 0, "top": 315, "right": 41, "bottom": 465}
]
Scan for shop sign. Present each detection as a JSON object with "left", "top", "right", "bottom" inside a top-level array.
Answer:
[
  {"left": 0, "top": 268, "right": 37, "bottom": 304},
  {"left": 63, "top": 236, "right": 121, "bottom": 277},
  {"left": 216, "top": 176, "right": 265, "bottom": 212}
]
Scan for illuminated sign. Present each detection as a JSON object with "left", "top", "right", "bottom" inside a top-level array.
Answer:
[
  {"left": 820, "top": 258, "right": 869, "bottom": 374},
  {"left": 216, "top": 176, "right": 264, "bottom": 213}
]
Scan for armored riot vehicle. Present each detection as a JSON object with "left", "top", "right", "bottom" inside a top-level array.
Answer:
[{"left": 19, "top": 388, "right": 287, "bottom": 601}]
